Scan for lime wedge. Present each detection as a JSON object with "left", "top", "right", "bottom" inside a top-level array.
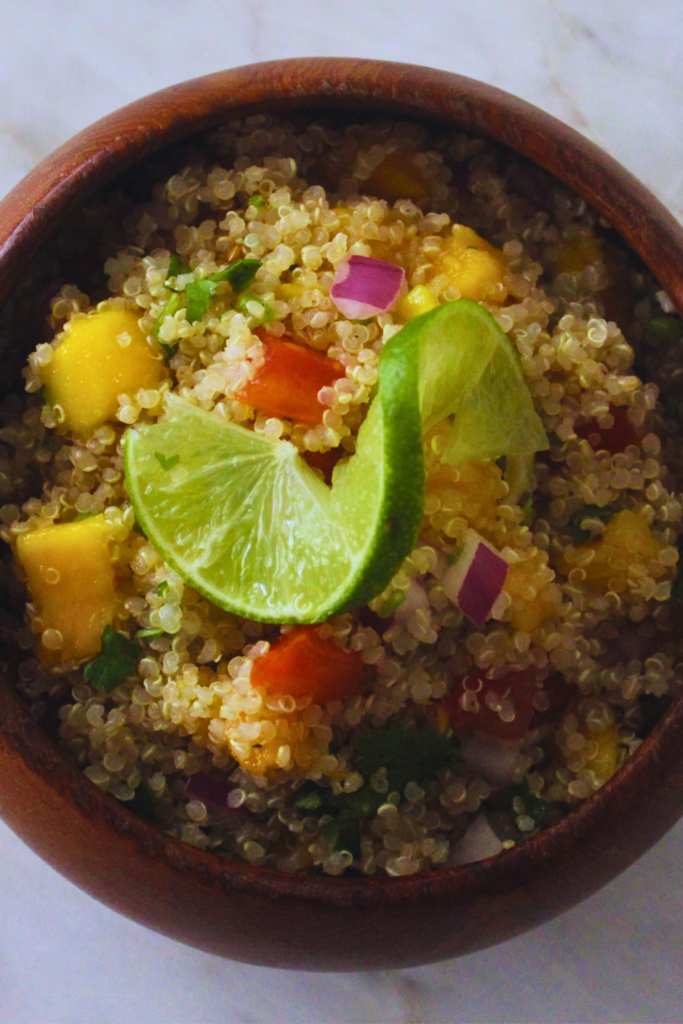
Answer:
[
  {"left": 387, "top": 299, "right": 547, "bottom": 464},
  {"left": 124, "top": 336, "right": 424, "bottom": 623},
  {"left": 124, "top": 300, "right": 546, "bottom": 622}
]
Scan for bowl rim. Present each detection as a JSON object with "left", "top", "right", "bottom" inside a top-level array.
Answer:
[{"left": 2, "top": 57, "right": 683, "bottom": 966}]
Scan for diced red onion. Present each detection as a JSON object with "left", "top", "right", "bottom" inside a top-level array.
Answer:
[
  {"left": 450, "top": 814, "right": 503, "bottom": 866},
  {"left": 458, "top": 732, "right": 523, "bottom": 786},
  {"left": 185, "top": 773, "right": 233, "bottom": 807},
  {"left": 441, "top": 529, "right": 509, "bottom": 626},
  {"left": 330, "top": 256, "right": 405, "bottom": 319}
]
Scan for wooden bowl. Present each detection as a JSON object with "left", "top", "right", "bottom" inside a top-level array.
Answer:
[{"left": 2, "top": 58, "right": 683, "bottom": 972}]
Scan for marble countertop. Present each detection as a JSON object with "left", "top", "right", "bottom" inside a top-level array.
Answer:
[{"left": 2, "top": 1, "right": 683, "bottom": 1021}]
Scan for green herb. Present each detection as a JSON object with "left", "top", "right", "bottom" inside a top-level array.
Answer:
[
  {"left": 320, "top": 787, "right": 385, "bottom": 856},
  {"left": 154, "top": 451, "right": 179, "bottom": 471},
  {"left": 293, "top": 789, "right": 324, "bottom": 811},
  {"left": 166, "top": 255, "right": 191, "bottom": 282},
  {"left": 127, "top": 780, "right": 159, "bottom": 822},
  {"left": 234, "top": 291, "right": 274, "bottom": 326},
  {"left": 571, "top": 505, "right": 613, "bottom": 543},
  {"left": 83, "top": 626, "right": 140, "bottom": 692},
  {"left": 509, "top": 779, "right": 547, "bottom": 828},
  {"left": 161, "top": 343, "right": 179, "bottom": 363},
  {"left": 547, "top": 431, "right": 562, "bottom": 447},
  {"left": 211, "top": 257, "right": 262, "bottom": 292},
  {"left": 248, "top": 195, "right": 266, "bottom": 209},
  {"left": 153, "top": 292, "right": 184, "bottom": 337},
  {"left": 185, "top": 279, "right": 219, "bottom": 323},
  {"left": 157, "top": 581, "right": 169, "bottom": 596},
  {"left": 73, "top": 511, "right": 97, "bottom": 522},
  {"left": 135, "top": 628, "right": 164, "bottom": 639},
  {"left": 643, "top": 315, "right": 683, "bottom": 345},
  {"left": 357, "top": 725, "right": 460, "bottom": 796}
]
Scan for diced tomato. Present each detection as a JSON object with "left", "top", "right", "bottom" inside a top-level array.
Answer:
[
  {"left": 442, "top": 668, "right": 537, "bottom": 740},
  {"left": 237, "top": 330, "right": 343, "bottom": 425},
  {"left": 250, "top": 625, "right": 366, "bottom": 704},
  {"left": 575, "top": 405, "right": 639, "bottom": 454},
  {"left": 529, "top": 672, "right": 574, "bottom": 729},
  {"left": 302, "top": 446, "right": 343, "bottom": 484}
]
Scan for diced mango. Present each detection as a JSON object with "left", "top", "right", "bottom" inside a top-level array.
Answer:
[
  {"left": 15, "top": 514, "right": 120, "bottom": 663},
  {"left": 436, "top": 226, "right": 508, "bottom": 303},
  {"left": 559, "top": 509, "right": 661, "bottom": 593},
  {"left": 41, "top": 307, "right": 164, "bottom": 435},
  {"left": 362, "top": 152, "right": 428, "bottom": 203},
  {"left": 395, "top": 285, "right": 439, "bottom": 321},
  {"left": 274, "top": 282, "right": 304, "bottom": 301},
  {"left": 551, "top": 235, "right": 602, "bottom": 276},
  {"left": 505, "top": 554, "right": 557, "bottom": 632},
  {"left": 584, "top": 725, "right": 620, "bottom": 783}
]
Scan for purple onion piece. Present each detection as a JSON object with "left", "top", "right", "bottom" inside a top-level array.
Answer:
[
  {"left": 185, "top": 772, "right": 234, "bottom": 807},
  {"left": 330, "top": 255, "right": 405, "bottom": 319},
  {"left": 442, "top": 529, "right": 509, "bottom": 627}
]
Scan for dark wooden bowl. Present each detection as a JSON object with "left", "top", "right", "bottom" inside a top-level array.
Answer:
[{"left": 2, "top": 58, "right": 683, "bottom": 972}]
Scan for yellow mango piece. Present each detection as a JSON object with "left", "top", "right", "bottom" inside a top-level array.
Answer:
[
  {"left": 560, "top": 509, "right": 661, "bottom": 593},
  {"left": 395, "top": 285, "right": 439, "bottom": 321},
  {"left": 274, "top": 282, "right": 304, "bottom": 301},
  {"left": 552, "top": 235, "right": 602, "bottom": 276},
  {"left": 41, "top": 307, "right": 164, "bottom": 435},
  {"left": 362, "top": 152, "right": 428, "bottom": 203},
  {"left": 505, "top": 556, "right": 557, "bottom": 632},
  {"left": 437, "top": 226, "right": 508, "bottom": 303},
  {"left": 584, "top": 725, "right": 620, "bottom": 783},
  {"left": 15, "top": 514, "right": 120, "bottom": 663}
]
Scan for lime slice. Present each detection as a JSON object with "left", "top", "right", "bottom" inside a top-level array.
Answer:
[
  {"left": 125, "top": 299, "right": 545, "bottom": 623},
  {"left": 387, "top": 299, "right": 547, "bottom": 464},
  {"left": 124, "top": 336, "right": 424, "bottom": 623}
]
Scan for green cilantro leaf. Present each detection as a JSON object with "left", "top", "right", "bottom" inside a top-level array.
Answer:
[
  {"left": 154, "top": 451, "right": 179, "bottom": 471},
  {"left": 157, "top": 581, "right": 169, "bottom": 596},
  {"left": 357, "top": 725, "right": 460, "bottom": 796},
  {"left": 153, "top": 291, "right": 184, "bottom": 337},
  {"left": 135, "top": 628, "right": 165, "bottom": 639},
  {"left": 186, "top": 279, "right": 219, "bottom": 322},
  {"left": 83, "top": 626, "right": 140, "bottom": 692},
  {"left": 128, "top": 780, "right": 159, "bottom": 822},
  {"left": 211, "top": 258, "right": 262, "bottom": 292},
  {"left": 234, "top": 291, "right": 274, "bottom": 326},
  {"left": 294, "top": 789, "right": 324, "bottom": 811},
  {"left": 248, "top": 195, "right": 266, "bottom": 209},
  {"left": 166, "top": 255, "right": 191, "bottom": 281},
  {"left": 571, "top": 505, "right": 613, "bottom": 544},
  {"left": 644, "top": 315, "right": 683, "bottom": 345},
  {"left": 509, "top": 779, "right": 547, "bottom": 827}
]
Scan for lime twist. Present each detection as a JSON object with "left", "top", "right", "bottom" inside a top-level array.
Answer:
[{"left": 124, "top": 300, "right": 546, "bottom": 623}]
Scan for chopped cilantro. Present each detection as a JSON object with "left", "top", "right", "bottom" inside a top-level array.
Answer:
[
  {"left": 294, "top": 789, "right": 324, "bottom": 811},
  {"left": 153, "top": 291, "right": 184, "bottom": 336},
  {"left": 127, "top": 780, "right": 159, "bottom": 822},
  {"left": 357, "top": 725, "right": 459, "bottom": 796},
  {"left": 211, "top": 257, "right": 262, "bottom": 292},
  {"left": 571, "top": 505, "right": 613, "bottom": 543},
  {"left": 248, "top": 195, "right": 266, "bottom": 209},
  {"left": 644, "top": 315, "right": 683, "bottom": 345},
  {"left": 186, "top": 278, "right": 219, "bottom": 323},
  {"left": 83, "top": 626, "right": 140, "bottom": 692},
  {"left": 234, "top": 291, "right": 273, "bottom": 325},
  {"left": 135, "top": 628, "right": 164, "bottom": 639},
  {"left": 509, "top": 779, "right": 547, "bottom": 827},
  {"left": 154, "top": 451, "right": 179, "bottom": 471},
  {"left": 166, "top": 255, "right": 191, "bottom": 281},
  {"left": 377, "top": 590, "right": 406, "bottom": 618},
  {"left": 157, "top": 581, "right": 169, "bottom": 596}
]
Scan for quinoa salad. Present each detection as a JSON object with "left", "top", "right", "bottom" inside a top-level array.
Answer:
[{"left": 2, "top": 114, "right": 683, "bottom": 879}]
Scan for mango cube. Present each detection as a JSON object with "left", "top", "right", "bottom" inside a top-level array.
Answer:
[
  {"left": 552, "top": 235, "right": 602, "bottom": 276},
  {"left": 505, "top": 555, "right": 557, "bottom": 633},
  {"left": 584, "top": 725, "right": 620, "bottom": 783},
  {"left": 395, "top": 285, "right": 439, "bottom": 321},
  {"left": 560, "top": 509, "right": 661, "bottom": 593},
  {"left": 437, "top": 225, "right": 508, "bottom": 303},
  {"left": 41, "top": 307, "right": 164, "bottom": 435},
  {"left": 15, "top": 514, "right": 120, "bottom": 663},
  {"left": 362, "top": 152, "right": 428, "bottom": 203}
]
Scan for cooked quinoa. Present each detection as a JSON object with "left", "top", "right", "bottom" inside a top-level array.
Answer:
[{"left": 1, "top": 114, "right": 683, "bottom": 878}]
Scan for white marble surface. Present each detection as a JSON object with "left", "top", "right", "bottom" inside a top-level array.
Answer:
[{"left": 2, "top": 1, "right": 683, "bottom": 1021}]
